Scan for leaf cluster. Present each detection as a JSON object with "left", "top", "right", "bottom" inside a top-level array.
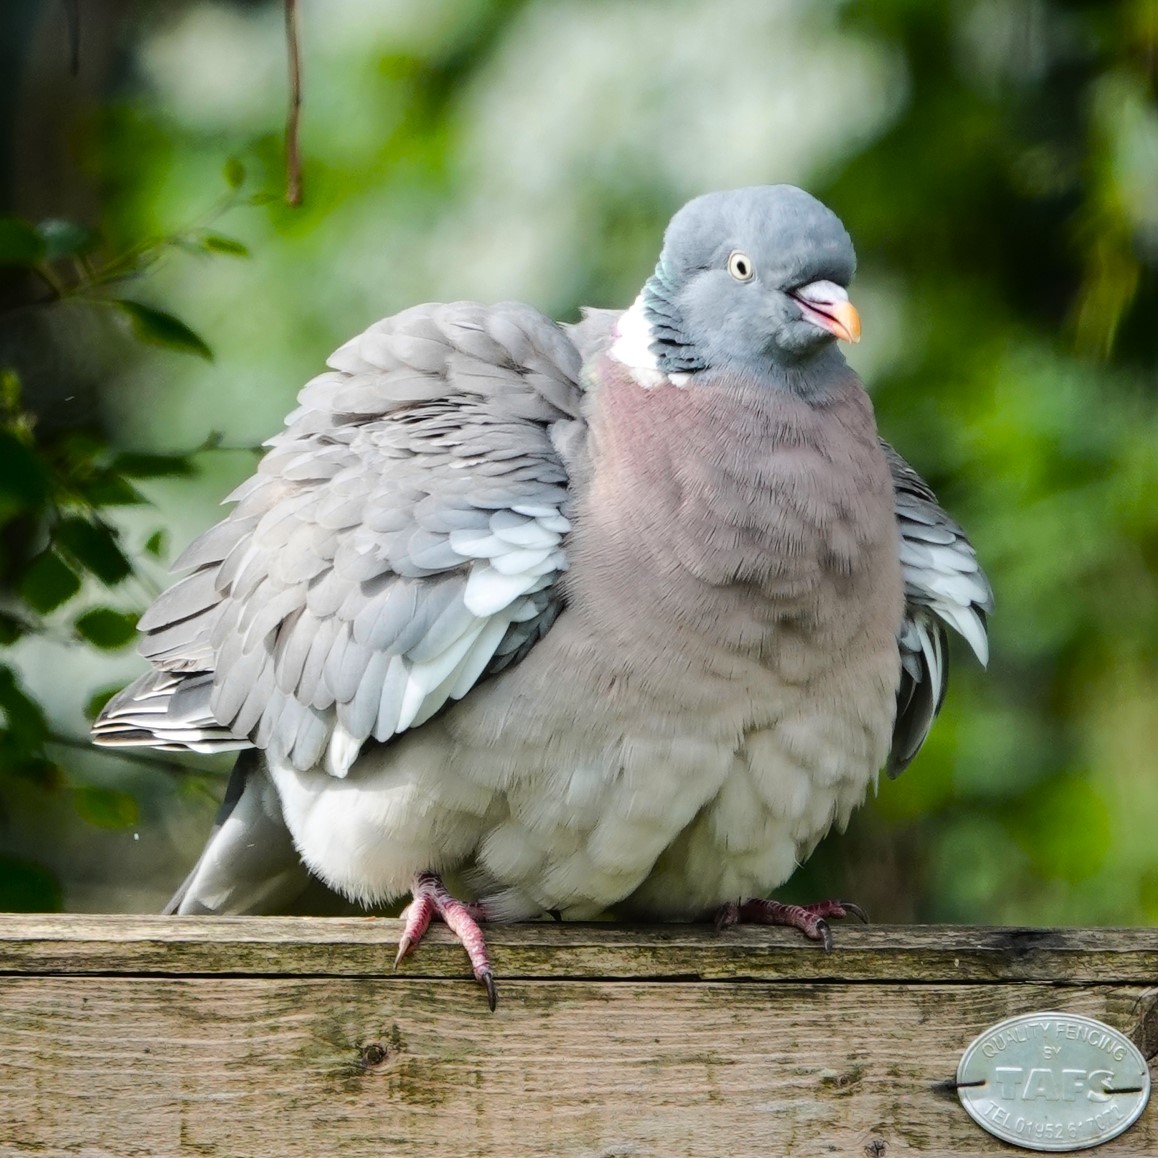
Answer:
[{"left": 0, "top": 161, "right": 266, "bottom": 907}]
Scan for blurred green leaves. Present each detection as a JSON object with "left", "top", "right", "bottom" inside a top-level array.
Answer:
[
  {"left": 0, "top": 218, "right": 47, "bottom": 266},
  {"left": 223, "top": 156, "right": 246, "bottom": 191},
  {"left": 72, "top": 786, "right": 140, "bottom": 830},
  {"left": 36, "top": 219, "right": 98, "bottom": 263},
  {"left": 0, "top": 199, "right": 262, "bottom": 365},
  {"left": 197, "top": 232, "right": 250, "bottom": 258},
  {"left": 73, "top": 609, "right": 139, "bottom": 650},
  {"left": 113, "top": 301, "right": 214, "bottom": 361},
  {"left": 0, "top": 361, "right": 190, "bottom": 903},
  {"left": 0, "top": 665, "right": 50, "bottom": 755},
  {"left": 0, "top": 856, "right": 63, "bottom": 912},
  {"left": 0, "top": 432, "right": 50, "bottom": 519},
  {"left": 793, "top": 0, "right": 1158, "bottom": 926},
  {"left": 19, "top": 552, "right": 82, "bottom": 615},
  {"left": 0, "top": 164, "right": 272, "bottom": 908},
  {"left": 1, "top": 0, "right": 1155, "bottom": 923},
  {"left": 53, "top": 518, "right": 133, "bottom": 586}
]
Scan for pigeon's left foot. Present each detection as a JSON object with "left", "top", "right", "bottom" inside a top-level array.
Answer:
[
  {"left": 394, "top": 871, "right": 496, "bottom": 1010},
  {"left": 714, "top": 897, "right": 868, "bottom": 952}
]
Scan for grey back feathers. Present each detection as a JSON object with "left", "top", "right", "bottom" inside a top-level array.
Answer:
[{"left": 95, "top": 302, "right": 584, "bottom": 778}]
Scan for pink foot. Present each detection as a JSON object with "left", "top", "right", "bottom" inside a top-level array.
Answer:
[
  {"left": 395, "top": 871, "right": 496, "bottom": 1010},
  {"left": 714, "top": 897, "right": 868, "bottom": 951}
]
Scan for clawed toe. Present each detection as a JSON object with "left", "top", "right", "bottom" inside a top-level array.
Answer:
[
  {"left": 814, "top": 918, "right": 833, "bottom": 952},
  {"left": 839, "top": 900, "right": 869, "bottom": 925},
  {"left": 713, "top": 900, "right": 741, "bottom": 932},
  {"left": 393, "top": 936, "right": 412, "bottom": 970},
  {"left": 394, "top": 872, "right": 497, "bottom": 1009},
  {"left": 479, "top": 969, "right": 497, "bottom": 1012},
  {"left": 713, "top": 895, "right": 869, "bottom": 949}
]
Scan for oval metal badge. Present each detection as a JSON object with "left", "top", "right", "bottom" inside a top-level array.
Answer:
[{"left": 957, "top": 1011, "right": 1151, "bottom": 1151}]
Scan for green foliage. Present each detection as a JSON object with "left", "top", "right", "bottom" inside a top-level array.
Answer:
[
  {"left": 72, "top": 785, "right": 140, "bottom": 830},
  {"left": 197, "top": 232, "right": 250, "bottom": 258},
  {"left": 84, "top": 685, "right": 123, "bottom": 722},
  {"left": 112, "top": 454, "right": 196, "bottom": 480},
  {"left": 0, "top": 665, "right": 50, "bottom": 754},
  {"left": 36, "top": 219, "right": 97, "bottom": 262},
  {"left": 73, "top": 609, "right": 139, "bottom": 650},
  {"left": 19, "top": 552, "right": 82, "bottom": 615},
  {"left": 223, "top": 157, "right": 247, "bottom": 191},
  {"left": 53, "top": 517, "right": 133, "bottom": 585},
  {"left": 0, "top": 430, "right": 50, "bottom": 517},
  {"left": 4, "top": 0, "right": 1156, "bottom": 922},
  {"left": 0, "top": 163, "right": 269, "bottom": 907},
  {"left": 788, "top": 0, "right": 1158, "bottom": 925},
  {"left": 0, "top": 856, "right": 63, "bottom": 912},
  {"left": 143, "top": 530, "right": 169, "bottom": 558},
  {"left": 0, "top": 218, "right": 46, "bottom": 265},
  {"left": 113, "top": 301, "right": 214, "bottom": 361}
]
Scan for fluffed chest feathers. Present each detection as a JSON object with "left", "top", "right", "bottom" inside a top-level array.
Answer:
[{"left": 567, "top": 365, "right": 905, "bottom": 669}]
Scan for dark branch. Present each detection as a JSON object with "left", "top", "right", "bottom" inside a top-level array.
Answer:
[
  {"left": 284, "top": 0, "right": 303, "bottom": 207},
  {"left": 62, "top": 0, "right": 80, "bottom": 75}
]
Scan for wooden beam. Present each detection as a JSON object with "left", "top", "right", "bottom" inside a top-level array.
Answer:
[
  {"left": 2, "top": 915, "right": 1157, "bottom": 981},
  {"left": 0, "top": 918, "right": 1155, "bottom": 1156}
]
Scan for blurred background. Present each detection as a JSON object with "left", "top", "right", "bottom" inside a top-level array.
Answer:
[{"left": 0, "top": 0, "right": 1155, "bottom": 923}]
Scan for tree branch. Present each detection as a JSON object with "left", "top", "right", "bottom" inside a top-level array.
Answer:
[{"left": 284, "top": 0, "right": 303, "bottom": 207}]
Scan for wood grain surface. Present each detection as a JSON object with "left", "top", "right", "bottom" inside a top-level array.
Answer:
[{"left": 0, "top": 917, "right": 1155, "bottom": 1156}]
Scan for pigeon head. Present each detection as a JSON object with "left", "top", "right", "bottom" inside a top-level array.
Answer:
[{"left": 637, "top": 185, "right": 860, "bottom": 379}]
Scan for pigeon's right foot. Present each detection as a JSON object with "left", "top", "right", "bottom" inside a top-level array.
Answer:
[
  {"left": 714, "top": 897, "right": 868, "bottom": 952},
  {"left": 394, "top": 871, "right": 496, "bottom": 1010}
]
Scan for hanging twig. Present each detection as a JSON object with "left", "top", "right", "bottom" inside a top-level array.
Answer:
[
  {"left": 62, "top": 0, "right": 80, "bottom": 75},
  {"left": 284, "top": 0, "right": 303, "bottom": 206}
]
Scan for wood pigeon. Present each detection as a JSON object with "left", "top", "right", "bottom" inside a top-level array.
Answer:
[{"left": 94, "top": 185, "right": 992, "bottom": 1009}]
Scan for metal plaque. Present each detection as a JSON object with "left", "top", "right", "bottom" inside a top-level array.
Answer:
[{"left": 957, "top": 1012, "right": 1151, "bottom": 1151}]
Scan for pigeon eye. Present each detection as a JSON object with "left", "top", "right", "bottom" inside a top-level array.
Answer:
[{"left": 727, "top": 252, "right": 754, "bottom": 282}]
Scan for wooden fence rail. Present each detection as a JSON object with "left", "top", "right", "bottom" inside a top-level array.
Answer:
[{"left": 0, "top": 916, "right": 1155, "bottom": 1156}]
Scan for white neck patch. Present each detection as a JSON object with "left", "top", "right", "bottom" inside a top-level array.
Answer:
[{"left": 607, "top": 296, "right": 690, "bottom": 387}]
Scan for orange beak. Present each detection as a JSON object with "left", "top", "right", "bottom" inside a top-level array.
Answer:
[
  {"left": 824, "top": 299, "right": 861, "bottom": 344},
  {"left": 790, "top": 281, "right": 862, "bottom": 344}
]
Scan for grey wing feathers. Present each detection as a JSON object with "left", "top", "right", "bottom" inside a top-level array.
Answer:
[
  {"left": 94, "top": 301, "right": 584, "bottom": 778},
  {"left": 94, "top": 669, "right": 248, "bottom": 754},
  {"left": 884, "top": 442, "right": 993, "bottom": 776}
]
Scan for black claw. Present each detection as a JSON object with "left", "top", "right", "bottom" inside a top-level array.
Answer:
[
  {"left": 480, "top": 969, "right": 498, "bottom": 1012},
  {"left": 713, "top": 902, "right": 737, "bottom": 933},
  {"left": 817, "top": 919, "right": 833, "bottom": 952},
  {"left": 841, "top": 901, "right": 869, "bottom": 924}
]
